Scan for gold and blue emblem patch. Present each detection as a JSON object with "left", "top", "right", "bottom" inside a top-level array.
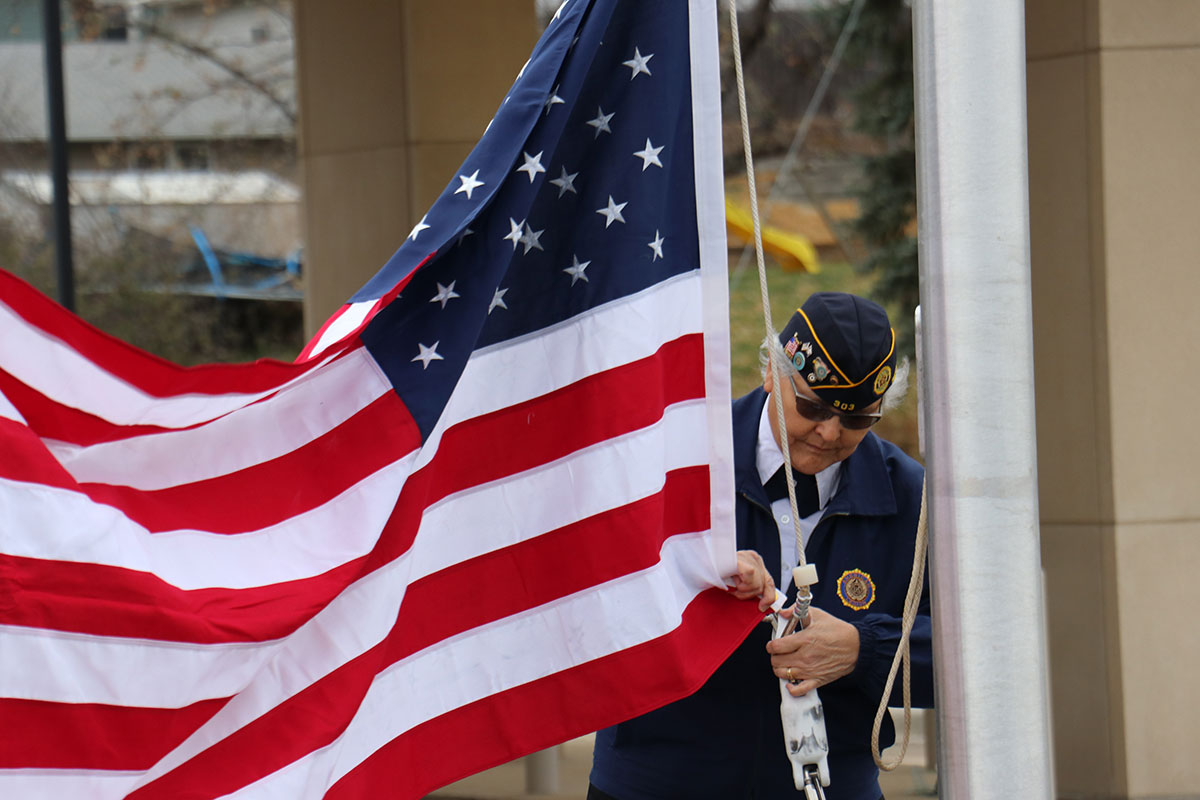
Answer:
[
  {"left": 873, "top": 365, "right": 892, "bottom": 395},
  {"left": 836, "top": 569, "right": 876, "bottom": 611}
]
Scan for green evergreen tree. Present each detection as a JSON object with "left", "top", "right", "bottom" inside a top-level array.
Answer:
[{"left": 828, "top": 0, "right": 918, "bottom": 353}]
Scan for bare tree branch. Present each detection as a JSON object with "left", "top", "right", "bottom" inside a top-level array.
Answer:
[{"left": 138, "top": 20, "right": 297, "bottom": 126}]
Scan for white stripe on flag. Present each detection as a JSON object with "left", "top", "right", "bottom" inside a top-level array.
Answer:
[
  {"left": 46, "top": 348, "right": 392, "bottom": 489},
  {"left": 302, "top": 300, "right": 378, "bottom": 361},
  {"left": 0, "top": 389, "right": 25, "bottom": 424},
  {"left": 0, "top": 453, "right": 416, "bottom": 590},
  {"left": 0, "top": 298, "right": 340, "bottom": 428},
  {"left": 0, "top": 769, "right": 139, "bottom": 800},
  {"left": 0, "top": 622, "right": 278, "bottom": 706}
]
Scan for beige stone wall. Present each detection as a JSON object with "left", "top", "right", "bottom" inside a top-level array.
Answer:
[
  {"left": 294, "top": 0, "right": 536, "bottom": 337},
  {"left": 1027, "top": 1, "right": 1200, "bottom": 796}
]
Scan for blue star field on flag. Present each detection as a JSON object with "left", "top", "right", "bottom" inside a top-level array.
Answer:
[{"left": 355, "top": 1, "right": 700, "bottom": 438}]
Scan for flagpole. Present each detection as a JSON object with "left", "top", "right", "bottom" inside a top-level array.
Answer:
[
  {"left": 41, "top": 0, "right": 75, "bottom": 312},
  {"left": 912, "top": 2, "right": 1055, "bottom": 797}
]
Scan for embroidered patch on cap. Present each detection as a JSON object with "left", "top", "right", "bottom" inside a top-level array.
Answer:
[
  {"left": 836, "top": 569, "right": 876, "bottom": 611},
  {"left": 873, "top": 365, "right": 892, "bottom": 395}
]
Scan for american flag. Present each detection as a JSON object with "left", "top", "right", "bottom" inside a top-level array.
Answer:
[{"left": 0, "top": 0, "right": 760, "bottom": 797}]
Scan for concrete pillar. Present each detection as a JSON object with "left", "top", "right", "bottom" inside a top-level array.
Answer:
[
  {"left": 293, "top": 0, "right": 537, "bottom": 336},
  {"left": 1026, "top": 1, "right": 1200, "bottom": 796}
]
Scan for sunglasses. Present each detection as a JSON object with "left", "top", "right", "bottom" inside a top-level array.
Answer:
[{"left": 788, "top": 374, "right": 882, "bottom": 430}]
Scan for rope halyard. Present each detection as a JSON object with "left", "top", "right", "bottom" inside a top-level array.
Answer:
[
  {"left": 871, "top": 479, "right": 928, "bottom": 770},
  {"left": 726, "top": 0, "right": 811, "bottom": 615}
]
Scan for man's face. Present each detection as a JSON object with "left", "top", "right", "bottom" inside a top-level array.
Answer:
[{"left": 762, "top": 367, "right": 880, "bottom": 475}]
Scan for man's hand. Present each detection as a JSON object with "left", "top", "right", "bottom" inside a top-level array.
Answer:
[
  {"left": 766, "top": 606, "right": 859, "bottom": 696},
  {"left": 730, "top": 550, "right": 776, "bottom": 612}
]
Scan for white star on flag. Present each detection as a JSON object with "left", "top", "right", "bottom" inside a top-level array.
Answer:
[
  {"left": 649, "top": 230, "right": 665, "bottom": 261},
  {"left": 456, "top": 226, "right": 475, "bottom": 246},
  {"left": 411, "top": 341, "right": 444, "bottom": 369},
  {"left": 454, "top": 170, "right": 485, "bottom": 199},
  {"left": 430, "top": 281, "right": 461, "bottom": 309},
  {"left": 520, "top": 223, "right": 545, "bottom": 254},
  {"left": 633, "top": 139, "right": 664, "bottom": 171},
  {"left": 597, "top": 196, "right": 627, "bottom": 228},
  {"left": 586, "top": 107, "right": 614, "bottom": 138},
  {"left": 544, "top": 85, "right": 565, "bottom": 113},
  {"left": 504, "top": 217, "right": 526, "bottom": 250},
  {"left": 517, "top": 151, "right": 546, "bottom": 182},
  {"left": 622, "top": 47, "right": 653, "bottom": 79},
  {"left": 564, "top": 254, "right": 590, "bottom": 285},
  {"left": 488, "top": 287, "right": 508, "bottom": 314},
  {"left": 408, "top": 214, "right": 430, "bottom": 241},
  {"left": 550, "top": 166, "right": 578, "bottom": 197}
]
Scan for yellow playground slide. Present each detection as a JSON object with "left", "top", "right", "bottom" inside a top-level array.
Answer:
[{"left": 724, "top": 196, "right": 820, "bottom": 274}]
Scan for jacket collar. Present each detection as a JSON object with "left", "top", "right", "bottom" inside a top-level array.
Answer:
[{"left": 732, "top": 387, "right": 897, "bottom": 518}]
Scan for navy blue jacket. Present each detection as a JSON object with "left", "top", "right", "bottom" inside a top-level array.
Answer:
[{"left": 591, "top": 388, "right": 934, "bottom": 800}]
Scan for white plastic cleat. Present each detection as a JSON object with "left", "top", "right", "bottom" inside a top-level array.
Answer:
[{"left": 792, "top": 563, "right": 819, "bottom": 589}]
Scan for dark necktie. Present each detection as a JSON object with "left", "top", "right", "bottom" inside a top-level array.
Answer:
[{"left": 763, "top": 465, "right": 820, "bottom": 517}]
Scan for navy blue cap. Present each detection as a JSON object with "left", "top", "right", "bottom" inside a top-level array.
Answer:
[{"left": 778, "top": 292, "right": 897, "bottom": 412}]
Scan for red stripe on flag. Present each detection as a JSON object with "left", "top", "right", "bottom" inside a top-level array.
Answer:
[
  {"left": 0, "top": 367, "right": 176, "bottom": 445},
  {"left": 0, "top": 347, "right": 362, "bottom": 447},
  {"left": 329, "top": 589, "right": 763, "bottom": 800},
  {"left": 0, "top": 416, "right": 79, "bottom": 491},
  {"left": 0, "top": 696, "right": 229, "bottom": 770},
  {"left": 72, "top": 391, "right": 420, "bottom": 534},
  {"left": 0, "top": 552, "right": 367, "bottom": 643},
  {"left": 0, "top": 269, "right": 330, "bottom": 398},
  {"left": 120, "top": 467, "right": 713, "bottom": 796}
]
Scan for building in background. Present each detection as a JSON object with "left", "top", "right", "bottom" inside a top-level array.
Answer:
[{"left": 0, "top": 0, "right": 298, "bottom": 270}]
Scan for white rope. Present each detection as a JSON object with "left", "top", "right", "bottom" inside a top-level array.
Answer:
[
  {"left": 871, "top": 479, "right": 928, "bottom": 770},
  {"left": 733, "top": 0, "right": 868, "bottom": 278},
  {"left": 727, "top": 0, "right": 811, "bottom": 614}
]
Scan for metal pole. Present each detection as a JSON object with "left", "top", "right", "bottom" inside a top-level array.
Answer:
[
  {"left": 523, "top": 747, "right": 559, "bottom": 794},
  {"left": 42, "top": 0, "right": 75, "bottom": 311},
  {"left": 912, "top": 2, "right": 1054, "bottom": 798}
]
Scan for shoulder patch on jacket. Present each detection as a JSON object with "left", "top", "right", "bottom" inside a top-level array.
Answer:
[{"left": 836, "top": 569, "right": 876, "bottom": 611}]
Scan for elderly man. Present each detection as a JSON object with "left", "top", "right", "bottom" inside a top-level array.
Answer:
[{"left": 589, "top": 292, "right": 933, "bottom": 800}]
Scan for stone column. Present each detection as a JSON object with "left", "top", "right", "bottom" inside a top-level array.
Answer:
[
  {"left": 294, "top": 0, "right": 537, "bottom": 336},
  {"left": 1026, "top": 2, "right": 1200, "bottom": 796}
]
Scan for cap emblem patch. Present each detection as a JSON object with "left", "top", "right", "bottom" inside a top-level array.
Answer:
[
  {"left": 874, "top": 366, "right": 892, "bottom": 395},
  {"left": 784, "top": 334, "right": 800, "bottom": 358},
  {"left": 812, "top": 357, "right": 830, "bottom": 381},
  {"left": 836, "top": 569, "right": 876, "bottom": 611}
]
